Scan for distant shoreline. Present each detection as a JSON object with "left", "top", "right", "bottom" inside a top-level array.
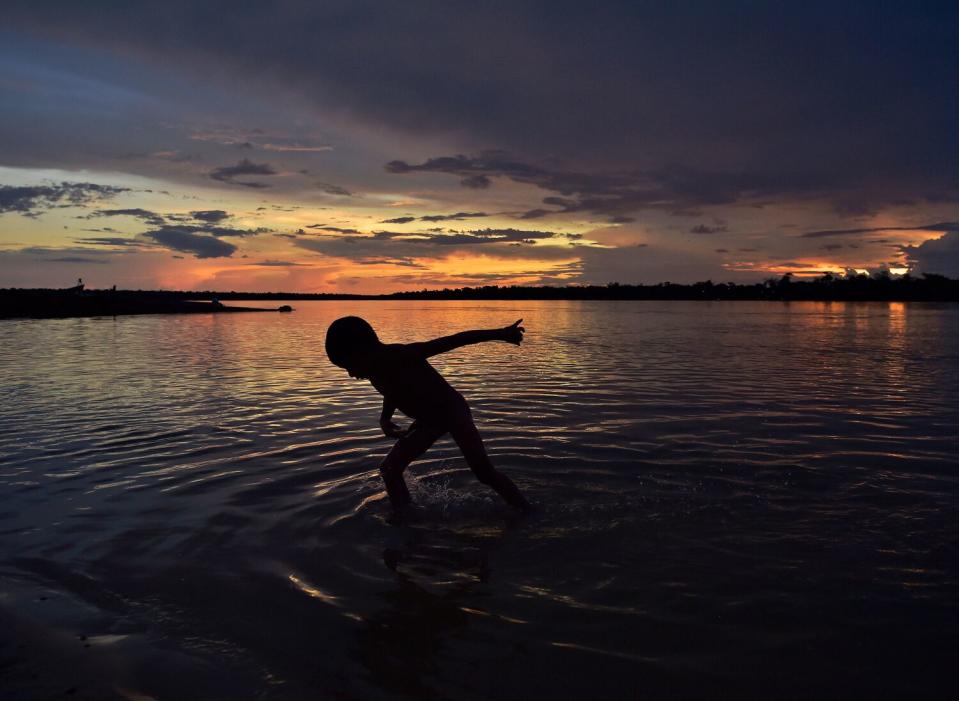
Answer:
[
  {"left": 3, "top": 275, "right": 959, "bottom": 318},
  {"left": 0, "top": 290, "right": 285, "bottom": 319}
]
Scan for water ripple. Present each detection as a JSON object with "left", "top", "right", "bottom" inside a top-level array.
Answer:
[{"left": 1, "top": 301, "right": 958, "bottom": 699}]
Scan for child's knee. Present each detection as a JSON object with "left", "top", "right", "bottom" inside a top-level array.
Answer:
[
  {"left": 379, "top": 458, "right": 402, "bottom": 478},
  {"left": 445, "top": 400, "right": 473, "bottom": 427}
]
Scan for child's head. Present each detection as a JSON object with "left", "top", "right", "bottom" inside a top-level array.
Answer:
[{"left": 325, "top": 316, "right": 380, "bottom": 371}]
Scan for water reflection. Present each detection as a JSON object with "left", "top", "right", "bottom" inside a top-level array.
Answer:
[{"left": 354, "top": 576, "right": 471, "bottom": 698}]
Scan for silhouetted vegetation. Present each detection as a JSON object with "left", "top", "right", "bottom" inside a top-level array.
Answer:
[
  {"left": 384, "top": 273, "right": 959, "bottom": 302},
  {"left": 2, "top": 272, "right": 958, "bottom": 318},
  {"left": 0, "top": 288, "right": 282, "bottom": 319}
]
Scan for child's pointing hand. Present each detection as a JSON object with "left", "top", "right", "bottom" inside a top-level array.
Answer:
[{"left": 501, "top": 319, "right": 525, "bottom": 345}]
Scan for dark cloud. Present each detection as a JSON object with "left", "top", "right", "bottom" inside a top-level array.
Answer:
[
  {"left": 421, "top": 232, "right": 521, "bottom": 246},
  {"left": 519, "top": 209, "right": 550, "bottom": 220},
  {"left": 151, "top": 150, "right": 196, "bottom": 163},
  {"left": 354, "top": 257, "right": 425, "bottom": 268},
  {"left": 316, "top": 182, "right": 351, "bottom": 196},
  {"left": 4, "top": 3, "right": 958, "bottom": 217},
  {"left": 381, "top": 212, "right": 488, "bottom": 224},
  {"left": 172, "top": 224, "right": 270, "bottom": 238},
  {"left": 460, "top": 175, "right": 491, "bottom": 189},
  {"left": 37, "top": 256, "right": 110, "bottom": 263},
  {"left": 383, "top": 262, "right": 585, "bottom": 287},
  {"left": 259, "top": 141, "right": 332, "bottom": 153},
  {"left": 209, "top": 159, "right": 276, "bottom": 188},
  {"left": 190, "top": 209, "right": 230, "bottom": 223},
  {"left": 15, "top": 246, "right": 116, "bottom": 263},
  {"left": 295, "top": 226, "right": 580, "bottom": 262},
  {"left": 310, "top": 226, "right": 360, "bottom": 234},
  {"left": 107, "top": 220, "right": 268, "bottom": 258},
  {"left": 246, "top": 260, "right": 311, "bottom": 266},
  {"left": 900, "top": 232, "right": 959, "bottom": 277},
  {"left": 75, "top": 236, "right": 156, "bottom": 249},
  {"left": 142, "top": 227, "right": 238, "bottom": 258},
  {"left": 388, "top": 153, "right": 825, "bottom": 219},
  {"left": 419, "top": 211, "right": 488, "bottom": 222},
  {"left": 5, "top": 2, "right": 958, "bottom": 289},
  {"left": 820, "top": 243, "right": 844, "bottom": 251},
  {"left": 386, "top": 153, "right": 554, "bottom": 188},
  {"left": 372, "top": 227, "right": 566, "bottom": 246},
  {"left": 1, "top": 182, "right": 129, "bottom": 217},
  {"left": 800, "top": 222, "right": 959, "bottom": 238},
  {"left": 87, "top": 208, "right": 166, "bottom": 226},
  {"left": 690, "top": 224, "right": 727, "bottom": 234}
]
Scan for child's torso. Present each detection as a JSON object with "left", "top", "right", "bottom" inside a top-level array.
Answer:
[{"left": 367, "top": 345, "right": 465, "bottom": 420}]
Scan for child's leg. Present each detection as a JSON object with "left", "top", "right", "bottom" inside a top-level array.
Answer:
[
  {"left": 379, "top": 423, "right": 445, "bottom": 509},
  {"left": 447, "top": 407, "right": 530, "bottom": 511}
]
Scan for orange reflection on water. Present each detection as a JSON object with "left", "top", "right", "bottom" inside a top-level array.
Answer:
[
  {"left": 288, "top": 573, "right": 339, "bottom": 605},
  {"left": 459, "top": 606, "right": 528, "bottom": 624},
  {"left": 882, "top": 302, "right": 909, "bottom": 399}
]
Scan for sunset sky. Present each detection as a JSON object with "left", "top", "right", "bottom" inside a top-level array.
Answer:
[{"left": 2, "top": 2, "right": 958, "bottom": 293}]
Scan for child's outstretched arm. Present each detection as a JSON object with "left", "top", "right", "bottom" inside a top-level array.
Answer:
[{"left": 405, "top": 319, "right": 524, "bottom": 359}]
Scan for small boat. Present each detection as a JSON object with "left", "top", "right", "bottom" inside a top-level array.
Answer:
[{"left": 278, "top": 305, "right": 294, "bottom": 312}]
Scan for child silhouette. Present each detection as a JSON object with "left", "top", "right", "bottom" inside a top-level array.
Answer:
[{"left": 325, "top": 316, "right": 531, "bottom": 514}]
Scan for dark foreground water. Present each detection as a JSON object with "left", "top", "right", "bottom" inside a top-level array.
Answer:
[{"left": 1, "top": 301, "right": 957, "bottom": 699}]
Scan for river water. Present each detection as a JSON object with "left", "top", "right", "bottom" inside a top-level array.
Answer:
[{"left": 1, "top": 301, "right": 957, "bottom": 699}]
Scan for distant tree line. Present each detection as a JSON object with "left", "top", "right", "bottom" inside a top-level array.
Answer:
[
  {"left": 385, "top": 273, "right": 959, "bottom": 301},
  {"left": 3, "top": 272, "right": 959, "bottom": 305}
]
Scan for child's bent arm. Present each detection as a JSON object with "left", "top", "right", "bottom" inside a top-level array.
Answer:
[
  {"left": 379, "top": 399, "right": 409, "bottom": 438},
  {"left": 380, "top": 399, "right": 396, "bottom": 424},
  {"left": 405, "top": 320, "right": 524, "bottom": 359}
]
